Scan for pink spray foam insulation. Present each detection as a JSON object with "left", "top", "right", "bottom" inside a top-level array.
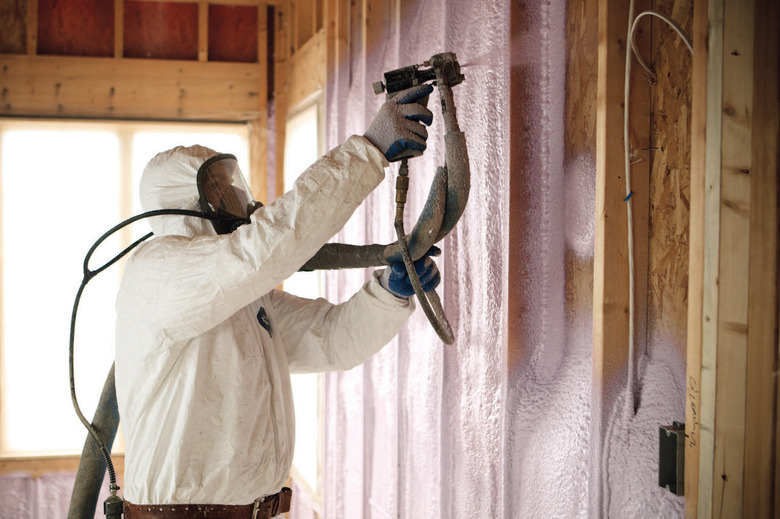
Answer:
[
  {"left": 504, "top": 1, "right": 588, "bottom": 516},
  {"left": 320, "top": 0, "right": 509, "bottom": 515},
  {"left": 565, "top": 153, "right": 596, "bottom": 258},
  {"left": 606, "top": 337, "right": 687, "bottom": 517},
  {"left": 313, "top": 0, "right": 687, "bottom": 517},
  {"left": 0, "top": 471, "right": 114, "bottom": 518}
]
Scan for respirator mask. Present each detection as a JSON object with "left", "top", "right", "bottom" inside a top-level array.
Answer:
[{"left": 196, "top": 154, "right": 262, "bottom": 235}]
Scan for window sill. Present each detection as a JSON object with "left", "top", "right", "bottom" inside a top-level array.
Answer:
[{"left": 0, "top": 453, "right": 124, "bottom": 479}]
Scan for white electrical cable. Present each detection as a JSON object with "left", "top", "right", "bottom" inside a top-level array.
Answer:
[
  {"left": 623, "top": 0, "right": 638, "bottom": 418},
  {"left": 598, "top": 8, "right": 694, "bottom": 515},
  {"left": 630, "top": 10, "right": 694, "bottom": 80},
  {"left": 622, "top": 8, "right": 693, "bottom": 416}
]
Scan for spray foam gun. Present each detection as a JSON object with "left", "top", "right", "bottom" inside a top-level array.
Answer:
[{"left": 301, "top": 52, "right": 470, "bottom": 344}]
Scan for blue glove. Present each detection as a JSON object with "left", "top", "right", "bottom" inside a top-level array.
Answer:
[
  {"left": 363, "top": 84, "right": 435, "bottom": 161},
  {"left": 379, "top": 248, "right": 441, "bottom": 298}
]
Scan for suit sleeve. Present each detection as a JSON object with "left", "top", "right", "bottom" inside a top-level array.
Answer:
[
  {"left": 268, "top": 273, "right": 414, "bottom": 373},
  {"left": 138, "top": 135, "right": 389, "bottom": 343}
]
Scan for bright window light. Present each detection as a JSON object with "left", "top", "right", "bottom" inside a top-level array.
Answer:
[
  {"left": 0, "top": 120, "right": 248, "bottom": 456},
  {"left": 2, "top": 128, "right": 120, "bottom": 454},
  {"left": 283, "top": 102, "right": 323, "bottom": 497}
]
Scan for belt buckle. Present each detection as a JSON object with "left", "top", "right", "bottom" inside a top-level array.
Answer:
[
  {"left": 252, "top": 493, "right": 279, "bottom": 519},
  {"left": 252, "top": 497, "right": 263, "bottom": 519}
]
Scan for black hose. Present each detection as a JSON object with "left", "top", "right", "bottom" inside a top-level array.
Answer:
[
  {"left": 68, "top": 209, "right": 218, "bottom": 517},
  {"left": 68, "top": 365, "right": 120, "bottom": 519}
]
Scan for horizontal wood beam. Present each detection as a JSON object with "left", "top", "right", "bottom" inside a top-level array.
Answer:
[
  {"left": 0, "top": 55, "right": 263, "bottom": 121},
  {"left": 128, "top": 0, "right": 281, "bottom": 5}
]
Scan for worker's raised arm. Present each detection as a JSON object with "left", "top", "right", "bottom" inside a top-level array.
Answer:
[
  {"left": 129, "top": 136, "right": 386, "bottom": 344},
  {"left": 268, "top": 273, "right": 415, "bottom": 373}
]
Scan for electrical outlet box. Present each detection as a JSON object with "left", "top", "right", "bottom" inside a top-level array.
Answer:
[{"left": 659, "top": 421, "right": 685, "bottom": 495}]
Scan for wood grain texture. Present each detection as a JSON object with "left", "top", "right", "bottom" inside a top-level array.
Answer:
[{"left": 0, "top": 55, "right": 262, "bottom": 120}]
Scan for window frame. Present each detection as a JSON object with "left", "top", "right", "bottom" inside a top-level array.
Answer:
[
  {"left": 282, "top": 94, "right": 326, "bottom": 509},
  {"left": 0, "top": 118, "right": 250, "bottom": 475}
]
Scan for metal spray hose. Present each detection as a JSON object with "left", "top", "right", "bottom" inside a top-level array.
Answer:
[{"left": 394, "top": 159, "right": 455, "bottom": 345}]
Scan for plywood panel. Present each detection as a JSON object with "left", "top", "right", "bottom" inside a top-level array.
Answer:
[
  {"left": 209, "top": 4, "right": 259, "bottom": 63},
  {"left": 0, "top": 0, "right": 28, "bottom": 54},
  {"left": 647, "top": 0, "right": 693, "bottom": 349},
  {"left": 115, "top": 0, "right": 124, "bottom": 58},
  {"left": 123, "top": 1, "right": 198, "bottom": 60},
  {"left": 37, "top": 0, "right": 114, "bottom": 57},
  {"left": 26, "top": 0, "right": 37, "bottom": 55},
  {"left": 199, "top": 1, "right": 208, "bottom": 61}
]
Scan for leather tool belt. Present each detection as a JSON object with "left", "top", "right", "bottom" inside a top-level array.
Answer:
[{"left": 123, "top": 487, "right": 292, "bottom": 519}]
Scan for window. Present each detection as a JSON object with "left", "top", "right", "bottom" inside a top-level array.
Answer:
[
  {"left": 0, "top": 119, "right": 249, "bottom": 457},
  {"left": 283, "top": 101, "right": 324, "bottom": 500}
]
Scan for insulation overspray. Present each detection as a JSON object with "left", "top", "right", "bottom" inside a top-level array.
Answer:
[
  {"left": 318, "top": 0, "right": 685, "bottom": 518},
  {"left": 0, "top": 0, "right": 689, "bottom": 516}
]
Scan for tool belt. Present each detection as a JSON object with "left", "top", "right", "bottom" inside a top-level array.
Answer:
[{"left": 123, "top": 487, "right": 292, "bottom": 519}]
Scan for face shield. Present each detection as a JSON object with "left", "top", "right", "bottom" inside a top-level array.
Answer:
[{"left": 196, "top": 154, "right": 261, "bottom": 235}]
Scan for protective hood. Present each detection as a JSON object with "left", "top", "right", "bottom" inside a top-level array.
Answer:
[{"left": 139, "top": 145, "right": 223, "bottom": 238}]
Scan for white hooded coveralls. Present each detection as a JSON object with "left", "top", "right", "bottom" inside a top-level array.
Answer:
[{"left": 115, "top": 136, "right": 414, "bottom": 505}]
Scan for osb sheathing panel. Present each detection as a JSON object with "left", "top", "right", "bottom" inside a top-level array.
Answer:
[
  {"left": 0, "top": 0, "right": 27, "bottom": 54},
  {"left": 37, "top": 0, "right": 114, "bottom": 57},
  {"left": 123, "top": 1, "right": 198, "bottom": 60},
  {"left": 208, "top": 5, "right": 259, "bottom": 63},
  {"left": 647, "top": 0, "right": 693, "bottom": 353}
]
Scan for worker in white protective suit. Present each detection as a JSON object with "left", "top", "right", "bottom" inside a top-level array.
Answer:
[{"left": 115, "top": 84, "right": 441, "bottom": 518}]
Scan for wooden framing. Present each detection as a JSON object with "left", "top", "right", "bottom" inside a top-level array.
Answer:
[
  {"left": 287, "top": 28, "right": 325, "bottom": 110},
  {"left": 591, "top": 0, "right": 779, "bottom": 516},
  {"left": 249, "top": 6, "right": 271, "bottom": 203},
  {"left": 592, "top": 0, "right": 651, "bottom": 510},
  {"left": 198, "top": 1, "right": 209, "bottom": 62},
  {"left": 0, "top": 0, "right": 284, "bottom": 481},
  {"left": 273, "top": 3, "right": 290, "bottom": 199},
  {"left": 743, "top": 0, "right": 778, "bottom": 510},
  {"left": 686, "top": 0, "right": 780, "bottom": 516},
  {"left": 25, "top": 0, "right": 37, "bottom": 56},
  {"left": 2, "top": 1, "right": 775, "bottom": 516},
  {"left": 593, "top": 0, "right": 651, "bottom": 410},
  {"left": 115, "top": 0, "right": 124, "bottom": 58},
  {"left": 684, "top": 0, "right": 708, "bottom": 511},
  {"left": 2, "top": 1, "right": 284, "bottom": 122},
  {"left": 130, "top": 0, "right": 281, "bottom": 5},
  {"left": 0, "top": 55, "right": 261, "bottom": 120}
]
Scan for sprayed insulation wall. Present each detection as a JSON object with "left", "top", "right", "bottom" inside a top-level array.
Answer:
[
  {"left": 318, "top": 0, "right": 691, "bottom": 517},
  {"left": 320, "top": 0, "right": 509, "bottom": 514},
  {"left": 0, "top": 0, "right": 697, "bottom": 516}
]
